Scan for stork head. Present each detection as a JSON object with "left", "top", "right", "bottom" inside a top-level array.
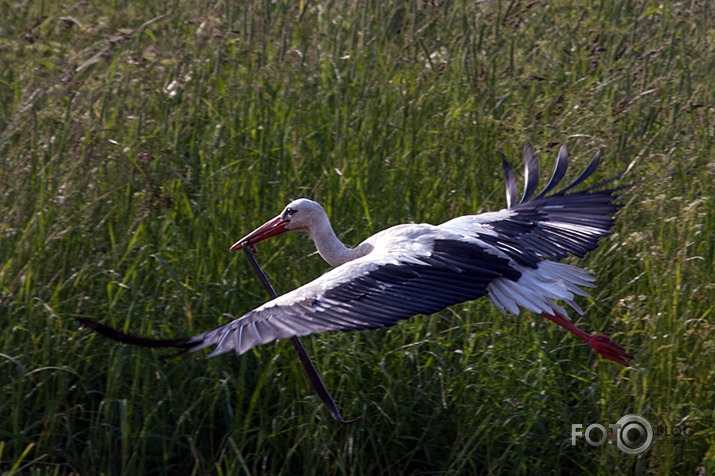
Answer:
[{"left": 230, "top": 199, "right": 327, "bottom": 251}]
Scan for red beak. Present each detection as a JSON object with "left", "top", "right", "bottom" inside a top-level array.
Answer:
[{"left": 230, "top": 215, "right": 288, "bottom": 251}]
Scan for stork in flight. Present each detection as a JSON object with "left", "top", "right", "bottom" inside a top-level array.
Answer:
[{"left": 78, "top": 145, "right": 634, "bottom": 366}]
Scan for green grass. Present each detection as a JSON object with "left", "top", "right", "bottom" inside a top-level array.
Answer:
[{"left": 1, "top": 0, "right": 713, "bottom": 474}]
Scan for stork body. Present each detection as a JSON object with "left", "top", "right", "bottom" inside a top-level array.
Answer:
[{"left": 79, "top": 146, "right": 633, "bottom": 366}]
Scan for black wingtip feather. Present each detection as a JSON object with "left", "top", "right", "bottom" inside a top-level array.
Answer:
[
  {"left": 483, "top": 146, "right": 628, "bottom": 267},
  {"left": 557, "top": 149, "right": 601, "bottom": 195},
  {"left": 519, "top": 144, "right": 539, "bottom": 204},
  {"left": 534, "top": 145, "right": 569, "bottom": 199},
  {"left": 501, "top": 156, "right": 518, "bottom": 209},
  {"left": 76, "top": 317, "right": 196, "bottom": 350}
]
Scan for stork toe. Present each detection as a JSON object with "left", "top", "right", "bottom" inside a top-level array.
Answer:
[{"left": 587, "top": 334, "right": 634, "bottom": 367}]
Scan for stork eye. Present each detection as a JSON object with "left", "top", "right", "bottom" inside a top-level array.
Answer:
[{"left": 285, "top": 207, "right": 296, "bottom": 216}]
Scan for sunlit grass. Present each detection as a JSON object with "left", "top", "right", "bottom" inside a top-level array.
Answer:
[{"left": 1, "top": 0, "right": 713, "bottom": 474}]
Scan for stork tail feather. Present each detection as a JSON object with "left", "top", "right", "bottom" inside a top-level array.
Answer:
[{"left": 75, "top": 317, "right": 196, "bottom": 350}]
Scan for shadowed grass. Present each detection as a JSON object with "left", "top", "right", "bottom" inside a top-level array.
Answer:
[{"left": 1, "top": 0, "right": 713, "bottom": 474}]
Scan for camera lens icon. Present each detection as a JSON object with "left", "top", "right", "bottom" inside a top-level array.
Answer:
[{"left": 616, "top": 414, "right": 654, "bottom": 455}]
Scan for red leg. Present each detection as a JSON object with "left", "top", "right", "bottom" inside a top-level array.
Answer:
[{"left": 540, "top": 312, "right": 634, "bottom": 366}]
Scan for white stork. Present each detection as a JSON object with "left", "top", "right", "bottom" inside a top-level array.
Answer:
[{"left": 78, "top": 145, "right": 633, "bottom": 366}]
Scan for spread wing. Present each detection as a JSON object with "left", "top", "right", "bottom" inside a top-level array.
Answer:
[
  {"left": 441, "top": 145, "right": 625, "bottom": 268},
  {"left": 78, "top": 236, "right": 521, "bottom": 356}
]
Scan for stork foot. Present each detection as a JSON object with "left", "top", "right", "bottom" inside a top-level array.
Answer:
[
  {"left": 586, "top": 334, "right": 634, "bottom": 367},
  {"left": 540, "top": 312, "right": 634, "bottom": 367}
]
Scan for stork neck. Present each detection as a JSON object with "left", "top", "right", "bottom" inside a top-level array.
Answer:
[{"left": 309, "top": 221, "right": 358, "bottom": 267}]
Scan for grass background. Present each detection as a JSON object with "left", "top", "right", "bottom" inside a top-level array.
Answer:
[{"left": 1, "top": 0, "right": 713, "bottom": 474}]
